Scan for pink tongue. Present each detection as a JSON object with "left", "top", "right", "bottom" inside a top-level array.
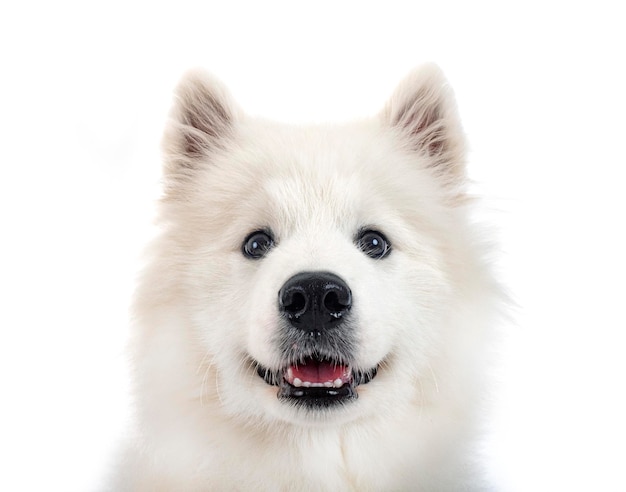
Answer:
[{"left": 291, "top": 360, "right": 349, "bottom": 383}]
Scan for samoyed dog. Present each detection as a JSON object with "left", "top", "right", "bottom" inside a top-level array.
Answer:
[{"left": 112, "top": 65, "right": 499, "bottom": 491}]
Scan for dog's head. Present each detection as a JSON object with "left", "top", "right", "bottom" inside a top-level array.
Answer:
[{"left": 147, "top": 65, "right": 488, "bottom": 426}]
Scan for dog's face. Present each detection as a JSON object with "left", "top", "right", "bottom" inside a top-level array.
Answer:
[{"left": 155, "top": 66, "right": 472, "bottom": 426}]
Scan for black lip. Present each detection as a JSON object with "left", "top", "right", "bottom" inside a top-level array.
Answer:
[
  {"left": 279, "top": 378, "right": 357, "bottom": 408},
  {"left": 255, "top": 363, "right": 378, "bottom": 409}
]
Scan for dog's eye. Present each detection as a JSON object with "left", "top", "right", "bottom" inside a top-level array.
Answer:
[
  {"left": 242, "top": 230, "right": 274, "bottom": 259},
  {"left": 356, "top": 229, "right": 391, "bottom": 259}
]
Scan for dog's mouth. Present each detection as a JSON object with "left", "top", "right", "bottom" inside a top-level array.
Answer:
[{"left": 256, "top": 356, "right": 378, "bottom": 408}]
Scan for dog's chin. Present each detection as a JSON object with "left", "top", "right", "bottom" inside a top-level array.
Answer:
[{"left": 254, "top": 355, "right": 379, "bottom": 410}]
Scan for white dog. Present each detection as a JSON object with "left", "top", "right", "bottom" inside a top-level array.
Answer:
[{"left": 111, "top": 64, "right": 500, "bottom": 491}]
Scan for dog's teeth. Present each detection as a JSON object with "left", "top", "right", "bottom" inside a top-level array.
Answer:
[
  {"left": 333, "top": 378, "right": 344, "bottom": 388},
  {"left": 324, "top": 381, "right": 333, "bottom": 388},
  {"left": 293, "top": 377, "right": 303, "bottom": 387},
  {"left": 302, "top": 381, "right": 312, "bottom": 388}
]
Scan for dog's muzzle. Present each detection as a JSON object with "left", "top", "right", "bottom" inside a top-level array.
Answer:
[{"left": 255, "top": 271, "right": 378, "bottom": 409}]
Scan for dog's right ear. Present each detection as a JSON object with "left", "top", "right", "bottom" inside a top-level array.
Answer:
[{"left": 162, "top": 70, "right": 239, "bottom": 174}]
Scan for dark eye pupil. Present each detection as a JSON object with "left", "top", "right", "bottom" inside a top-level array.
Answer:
[
  {"left": 243, "top": 231, "right": 274, "bottom": 259},
  {"left": 357, "top": 230, "right": 390, "bottom": 259}
]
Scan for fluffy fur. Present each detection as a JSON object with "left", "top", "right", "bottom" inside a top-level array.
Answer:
[{"left": 111, "top": 65, "right": 500, "bottom": 491}]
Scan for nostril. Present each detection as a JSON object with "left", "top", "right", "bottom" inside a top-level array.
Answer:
[
  {"left": 281, "top": 289, "right": 308, "bottom": 319},
  {"left": 323, "top": 290, "right": 350, "bottom": 318},
  {"left": 287, "top": 292, "right": 307, "bottom": 316}
]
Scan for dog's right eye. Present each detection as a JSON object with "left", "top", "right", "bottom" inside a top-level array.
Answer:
[{"left": 242, "top": 230, "right": 274, "bottom": 259}]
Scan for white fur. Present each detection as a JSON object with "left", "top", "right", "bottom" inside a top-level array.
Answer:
[{"left": 109, "top": 64, "right": 501, "bottom": 491}]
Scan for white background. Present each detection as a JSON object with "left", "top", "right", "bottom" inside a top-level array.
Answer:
[{"left": 1, "top": 1, "right": 625, "bottom": 491}]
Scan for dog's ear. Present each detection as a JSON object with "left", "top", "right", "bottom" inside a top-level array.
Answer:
[
  {"left": 163, "top": 70, "right": 239, "bottom": 174},
  {"left": 382, "top": 64, "right": 466, "bottom": 184}
]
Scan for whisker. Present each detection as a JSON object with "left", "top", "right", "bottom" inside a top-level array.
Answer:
[
  {"left": 427, "top": 362, "right": 440, "bottom": 394},
  {"left": 198, "top": 354, "right": 216, "bottom": 407},
  {"left": 415, "top": 376, "right": 425, "bottom": 422},
  {"left": 214, "top": 370, "right": 224, "bottom": 406}
]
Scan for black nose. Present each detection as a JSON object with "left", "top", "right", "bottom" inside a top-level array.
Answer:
[{"left": 278, "top": 271, "right": 352, "bottom": 331}]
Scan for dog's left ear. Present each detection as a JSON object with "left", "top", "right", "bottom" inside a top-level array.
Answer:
[{"left": 382, "top": 64, "right": 466, "bottom": 184}]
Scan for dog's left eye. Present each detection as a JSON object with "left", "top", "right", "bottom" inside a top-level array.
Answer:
[
  {"left": 356, "top": 229, "right": 391, "bottom": 259},
  {"left": 242, "top": 230, "right": 275, "bottom": 259}
]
